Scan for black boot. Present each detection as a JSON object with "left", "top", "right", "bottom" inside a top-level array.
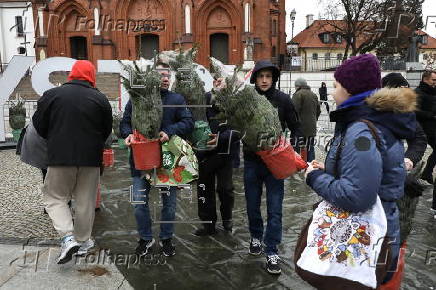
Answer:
[
  {"left": 222, "top": 220, "right": 233, "bottom": 232},
  {"left": 193, "top": 223, "right": 216, "bottom": 236}
]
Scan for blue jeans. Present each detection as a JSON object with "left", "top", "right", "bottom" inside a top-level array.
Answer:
[
  {"left": 244, "top": 159, "right": 284, "bottom": 255},
  {"left": 132, "top": 176, "right": 177, "bottom": 240}
]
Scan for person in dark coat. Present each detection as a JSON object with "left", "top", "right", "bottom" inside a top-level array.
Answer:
[
  {"left": 305, "top": 55, "right": 417, "bottom": 285},
  {"left": 292, "top": 77, "right": 321, "bottom": 162},
  {"left": 382, "top": 73, "right": 427, "bottom": 246},
  {"left": 382, "top": 73, "right": 427, "bottom": 169},
  {"left": 33, "top": 60, "right": 113, "bottom": 264},
  {"left": 194, "top": 78, "right": 240, "bottom": 236},
  {"left": 244, "top": 60, "right": 302, "bottom": 275},
  {"left": 319, "top": 82, "right": 330, "bottom": 113},
  {"left": 120, "top": 63, "right": 194, "bottom": 258},
  {"left": 415, "top": 70, "right": 436, "bottom": 185}
]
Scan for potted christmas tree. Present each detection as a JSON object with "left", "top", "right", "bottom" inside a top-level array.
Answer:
[
  {"left": 8, "top": 95, "right": 26, "bottom": 142},
  {"left": 163, "top": 47, "right": 212, "bottom": 150},
  {"left": 119, "top": 59, "right": 163, "bottom": 170},
  {"left": 210, "top": 58, "right": 307, "bottom": 179}
]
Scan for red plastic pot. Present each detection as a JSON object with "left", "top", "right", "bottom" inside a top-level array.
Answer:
[
  {"left": 131, "top": 131, "right": 161, "bottom": 170},
  {"left": 102, "top": 149, "right": 114, "bottom": 167},
  {"left": 256, "top": 136, "right": 308, "bottom": 179},
  {"left": 379, "top": 241, "right": 406, "bottom": 290}
]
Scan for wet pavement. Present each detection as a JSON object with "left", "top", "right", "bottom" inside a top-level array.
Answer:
[
  {"left": 95, "top": 145, "right": 436, "bottom": 290},
  {"left": 1, "top": 106, "right": 435, "bottom": 289}
]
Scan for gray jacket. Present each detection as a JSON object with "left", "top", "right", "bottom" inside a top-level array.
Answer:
[{"left": 20, "top": 122, "right": 48, "bottom": 169}]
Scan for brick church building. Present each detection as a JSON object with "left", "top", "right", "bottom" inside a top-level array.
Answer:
[{"left": 31, "top": 0, "right": 287, "bottom": 67}]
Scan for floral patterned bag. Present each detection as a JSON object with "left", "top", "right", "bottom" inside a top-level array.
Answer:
[
  {"left": 296, "top": 197, "right": 387, "bottom": 289},
  {"left": 147, "top": 135, "right": 198, "bottom": 186}
]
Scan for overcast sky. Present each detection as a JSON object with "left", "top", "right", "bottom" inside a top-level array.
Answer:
[{"left": 285, "top": 0, "right": 436, "bottom": 41}]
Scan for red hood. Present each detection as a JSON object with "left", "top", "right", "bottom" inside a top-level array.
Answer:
[{"left": 67, "top": 60, "right": 96, "bottom": 87}]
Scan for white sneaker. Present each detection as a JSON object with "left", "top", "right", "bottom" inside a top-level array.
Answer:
[
  {"left": 57, "top": 235, "right": 80, "bottom": 264},
  {"left": 76, "top": 238, "right": 95, "bottom": 256}
]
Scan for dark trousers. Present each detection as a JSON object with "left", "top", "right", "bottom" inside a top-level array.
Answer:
[
  {"left": 321, "top": 101, "right": 330, "bottom": 113},
  {"left": 244, "top": 159, "right": 284, "bottom": 255},
  {"left": 197, "top": 154, "right": 234, "bottom": 223},
  {"left": 423, "top": 135, "right": 436, "bottom": 179}
]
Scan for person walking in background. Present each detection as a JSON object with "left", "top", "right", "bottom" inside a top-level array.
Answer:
[
  {"left": 120, "top": 62, "right": 194, "bottom": 258},
  {"left": 32, "top": 60, "right": 113, "bottom": 264},
  {"left": 415, "top": 70, "right": 436, "bottom": 185},
  {"left": 292, "top": 78, "right": 321, "bottom": 162},
  {"left": 194, "top": 77, "right": 240, "bottom": 236},
  {"left": 319, "top": 82, "right": 330, "bottom": 113}
]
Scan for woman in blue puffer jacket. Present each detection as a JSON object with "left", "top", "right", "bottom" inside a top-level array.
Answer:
[{"left": 305, "top": 54, "right": 417, "bottom": 285}]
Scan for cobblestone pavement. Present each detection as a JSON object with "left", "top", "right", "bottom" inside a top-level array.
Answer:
[{"left": 0, "top": 150, "right": 58, "bottom": 244}]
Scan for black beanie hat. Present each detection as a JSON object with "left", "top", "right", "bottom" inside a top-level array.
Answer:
[{"left": 382, "top": 73, "right": 409, "bottom": 88}]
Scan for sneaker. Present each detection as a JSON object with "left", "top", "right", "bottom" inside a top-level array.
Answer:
[
  {"left": 135, "top": 238, "right": 155, "bottom": 256},
  {"left": 159, "top": 239, "right": 175, "bottom": 257},
  {"left": 193, "top": 224, "right": 216, "bottom": 236},
  {"left": 222, "top": 220, "right": 233, "bottom": 232},
  {"left": 57, "top": 235, "right": 80, "bottom": 264},
  {"left": 249, "top": 238, "right": 262, "bottom": 255},
  {"left": 76, "top": 238, "right": 95, "bottom": 256},
  {"left": 266, "top": 254, "right": 281, "bottom": 275}
]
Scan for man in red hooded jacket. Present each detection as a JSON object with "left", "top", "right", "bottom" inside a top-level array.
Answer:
[{"left": 33, "top": 60, "right": 113, "bottom": 264}]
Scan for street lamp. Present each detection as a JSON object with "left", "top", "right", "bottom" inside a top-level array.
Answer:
[
  {"left": 289, "top": 9, "right": 296, "bottom": 95},
  {"left": 290, "top": 9, "right": 296, "bottom": 40}
]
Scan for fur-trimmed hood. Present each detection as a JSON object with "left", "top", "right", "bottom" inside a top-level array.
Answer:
[
  {"left": 366, "top": 88, "right": 417, "bottom": 113},
  {"left": 364, "top": 88, "right": 417, "bottom": 140}
]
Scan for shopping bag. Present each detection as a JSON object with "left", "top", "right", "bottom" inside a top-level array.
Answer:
[
  {"left": 147, "top": 135, "right": 198, "bottom": 186},
  {"left": 295, "top": 197, "right": 388, "bottom": 289}
]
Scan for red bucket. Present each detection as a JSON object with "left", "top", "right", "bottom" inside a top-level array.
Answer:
[
  {"left": 131, "top": 131, "right": 161, "bottom": 170},
  {"left": 102, "top": 149, "right": 114, "bottom": 167},
  {"left": 256, "top": 136, "right": 308, "bottom": 179},
  {"left": 379, "top": 241, "right": 407, "bottom": 290}
]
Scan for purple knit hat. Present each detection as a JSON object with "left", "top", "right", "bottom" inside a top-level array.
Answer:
[{"left": 334, "top": 54, "right": 381, "bottom": 95}]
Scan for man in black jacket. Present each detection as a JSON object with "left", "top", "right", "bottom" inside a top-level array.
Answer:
[
  {"left": 415, "top": 70, "right": 436, "bottom": 185},
  {"left": 194, "top": 78, "right": 240, "bottom": 236},
  {"left": 33, "top": 60, "right": 112, "bottom": 264},
  {"left": 244, "top": 60, "right": 302, "bottom": 275},
  {"left": 120, "top": 63, "right": 194, "bottom": 257}
]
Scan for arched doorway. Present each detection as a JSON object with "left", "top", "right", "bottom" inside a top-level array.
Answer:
[
  {"left": 210, "top": 33, "right": 229, "bottom": 64},
  {"left": 138, "top": 34, "right": 159, "bottom": 60},
  {"left": 70, "top": 36, "right": 88, "bottom": 60}
]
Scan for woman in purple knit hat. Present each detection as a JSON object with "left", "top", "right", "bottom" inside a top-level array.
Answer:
[{"left": 303, "top": 54, "right": 418, "bottom": 287}]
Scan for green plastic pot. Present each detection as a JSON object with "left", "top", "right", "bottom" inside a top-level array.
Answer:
[
  {"left": 118, "top": 138, "right": 127, "bottom": 149},
  {"left": 12, "top": 129, "right": 22, "bottom": 142},
  {"left": 190, "top": 121, "right": 212, "bottom": 150}
]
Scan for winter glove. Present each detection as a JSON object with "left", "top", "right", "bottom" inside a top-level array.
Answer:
[{"left": 404, "top": 173, "right": 425, "bottom": 198}]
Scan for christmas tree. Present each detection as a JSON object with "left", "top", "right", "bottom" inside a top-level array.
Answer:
[
  {"left": 211, "top": 60, "right": 282, "bottom": 151},
  {"left": 119, "top": 60, "right": 163, "bottom": 139}
]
